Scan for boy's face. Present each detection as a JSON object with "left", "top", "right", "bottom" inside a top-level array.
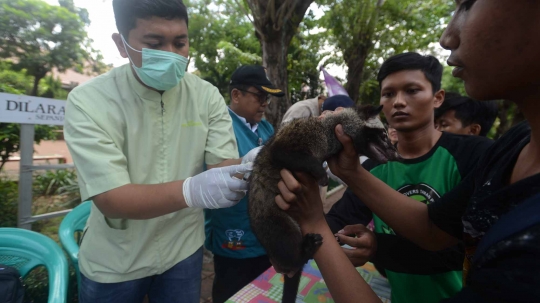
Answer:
[
  {"left": 440, "top": 0, "right": 540, "bottom": 102},
  {"left": 113, "top": 17, "right": 189, "bottom": 67},
  {"left": 380, "top": 70, "right": 444, "bottom": 133},
  {"left": 435, "top": 110, "right": 478, "bottom": 135},
  {"left": 435, "top": 109, "right": 469, "bottom": 135}
]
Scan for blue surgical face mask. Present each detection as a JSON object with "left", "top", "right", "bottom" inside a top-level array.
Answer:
[{"left": 121, "top": 35, "right": 188, "bottom": 91}]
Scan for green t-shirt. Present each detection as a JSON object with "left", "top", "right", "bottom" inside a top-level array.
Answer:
[{"left": 365, "top": 132, "right": 493, "bottom": 303}]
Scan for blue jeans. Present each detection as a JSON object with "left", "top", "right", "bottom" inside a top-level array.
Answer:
[{"left": 79, "top": 247, "right": 203, "bottom": 303}]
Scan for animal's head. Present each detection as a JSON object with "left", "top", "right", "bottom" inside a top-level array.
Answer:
[{"left": 327, "top": 105, "right": 401, "bottom": 163}]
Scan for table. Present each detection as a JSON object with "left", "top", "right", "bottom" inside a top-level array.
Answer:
[{"left": 227, "top": 261, "right": 392, "bottom": 303}]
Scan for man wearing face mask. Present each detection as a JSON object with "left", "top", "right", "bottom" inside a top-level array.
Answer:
[{"left": 64, "top": 1, "right": 257, "bottom": 302}]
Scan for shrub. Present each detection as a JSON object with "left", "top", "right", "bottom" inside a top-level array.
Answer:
[
  {"left": 33, "top": 169, "right": 78, "bottom": 196},
  {"left": 0, "top": 177, "right": 18, "bottom": 227}
]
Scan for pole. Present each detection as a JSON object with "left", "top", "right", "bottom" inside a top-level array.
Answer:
[{"left": 18, "top": 124, "right": 35, "bottom": 230}]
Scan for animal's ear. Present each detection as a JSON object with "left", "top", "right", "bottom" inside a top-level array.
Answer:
[{"left": 370, "top": 105, "right": 383, "bottom": 117}]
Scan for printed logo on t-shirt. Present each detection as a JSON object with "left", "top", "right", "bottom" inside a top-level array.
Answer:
[
  {"left": 222, "top": 229, "right": 246, "bottom": 250},
  {"left": 380, "top": 184, "right": 441, "bottom": 235}
]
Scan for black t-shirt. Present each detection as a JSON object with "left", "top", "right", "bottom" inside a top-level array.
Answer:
[{"left": 429, "top": 121, "right": 540, "bottom": 302}]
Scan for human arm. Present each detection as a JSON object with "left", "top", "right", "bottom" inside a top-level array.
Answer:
[
  {"left": 275, "top": 170, "right": 382, "bottom": 303},
  {"left": 327, "top": 125, "right": 465, "bottom": 251},
  {"left": 65, "top": 90, "right": 249, "bottom": 220},
  {"left": 92, "top": 163, "right": 251, "bottom": 219}
]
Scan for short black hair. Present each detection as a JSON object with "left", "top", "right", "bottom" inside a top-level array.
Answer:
[
  {"left": 377, "top": 52, "right": 443, "bottom": 94},
  {"left": 113, "top": 0, "right": 189, "bottom": 37},
  {"left": 229, "top": 83, "right": 251, "bottom": 99},
  {"left": 436, "top": 93, "right": 499, "bottom": 136}
]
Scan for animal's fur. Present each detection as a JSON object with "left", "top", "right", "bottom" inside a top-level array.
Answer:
[{"left": 248, "top": 105, "right": 400, "bottom": 303}]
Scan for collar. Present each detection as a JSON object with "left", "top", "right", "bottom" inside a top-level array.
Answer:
[
  {"left": 229, "top": 108, "right": 258, "bottom": 134},
  {"left": 126, "top": 64, "right": 180, "bottom": 102}
]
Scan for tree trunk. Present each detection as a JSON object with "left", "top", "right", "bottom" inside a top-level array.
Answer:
[
  {"left": 30, "top": 72, "right": 47, "bottom": 96},
  {"left": 246, "top": 0, "right": 314, "bottom": 128},
  {"left": 342, "top": 0, "right": 385, "bottom": 104},
  {"left": 262, "top": 36, "right": 294, "bottom": 127},
  {"left": 31, "top": 75, "right": 41, "bottom": 96},
  {"left": 345, "top": 49, "right": 370, "bottom": 103}
]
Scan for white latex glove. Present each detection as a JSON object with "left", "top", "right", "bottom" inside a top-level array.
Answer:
[
  {"left": 241, "top": 146, "right": 263, "bottom": 179},
  {"left": 183, "top": 163, "right": 253, "bottom": 209},
  {"left": 241, "top": 146, "right": 263, "bottom": 165},
  {"left": 323, "top": 161, "right": 346, "bottom": 186}
]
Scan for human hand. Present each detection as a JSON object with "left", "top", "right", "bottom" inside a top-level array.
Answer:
[
  {"left": 275, "top": 169, "right": 325, "bottom": 232},
  {"left": 335, "top": 224, "right": 377, "bottom": 267},
  {"left": 183, "top": 163, "right": 252, "bottom": 209},
  {"left": 241, "top": 146, "right": 263, "bottom": 179},
  {"left": 241, "top": 146, "right": 262, "bottom": 165},
  {"left": 327, "top": 125, "right": 364, "bottom": 183}
]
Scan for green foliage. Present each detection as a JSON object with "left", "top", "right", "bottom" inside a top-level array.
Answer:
[
  {"left": 187, "top": 0, "right": 262, "bottom": 100},
  {"left": 0, "top": 0, "right": 108, "bottom": 95},
  {"left": 288, "top": 9, "right": 328, "bottom": 102},
  {"left": 0, "top": 124, "right": 57, "bottom": 171},
  {"left": 187, "top": 0, "right": 324, "bottom": 103},
  {"left": 442, "top": 65, "right": 467, "bottom": 96},
  {"left": 0, "top": 177, "right": 18, "bottom": 227},
  {"left": 57, "top": 177, "right": 82, "bottom": 207},
  {"left": 0, "top": 61, "right": 32, "bottom": 95},
  {"left": 33, "top": 169, "right": 77, "bottom": 196},
  {"left": 319, "top": 0, "right": 455, "bottom": 104}
]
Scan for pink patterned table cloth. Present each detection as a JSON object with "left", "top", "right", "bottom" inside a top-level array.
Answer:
[{"left": 226, "top": 260, "right": 391, "bottom": 303}]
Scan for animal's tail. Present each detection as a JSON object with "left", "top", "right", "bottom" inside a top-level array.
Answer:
[{"left": 282, "top": 270, "right": 302, "bottom": 303}]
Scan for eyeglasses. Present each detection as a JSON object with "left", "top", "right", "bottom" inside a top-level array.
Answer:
[{"left": 237, "top": 89, "right": 271, "bottom": 105}]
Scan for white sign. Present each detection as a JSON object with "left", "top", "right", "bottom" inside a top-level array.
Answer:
[{"left": 0, "top": 93, "right": 66, "bottom": 126}]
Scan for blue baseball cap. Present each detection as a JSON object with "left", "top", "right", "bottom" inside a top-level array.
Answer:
[{"left": 322, "top": 95, "right": 355, "bottom": 111}]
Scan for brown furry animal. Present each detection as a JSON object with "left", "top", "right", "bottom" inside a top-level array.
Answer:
[{"left": 248, "top": 105, "right": 400, "bottom": 303}]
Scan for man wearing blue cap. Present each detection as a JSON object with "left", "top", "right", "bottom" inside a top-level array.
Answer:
[{"left": 205, "top": 65, "right": 285, "bottom": 303}]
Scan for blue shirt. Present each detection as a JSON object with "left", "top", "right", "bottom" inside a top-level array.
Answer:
[{"left": 204, "top": 109, "right": 274, "bottom": 258}]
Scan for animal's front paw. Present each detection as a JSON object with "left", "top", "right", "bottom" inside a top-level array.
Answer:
[{"left": 301, "top": 233, "right": 323, "bottom": 260}]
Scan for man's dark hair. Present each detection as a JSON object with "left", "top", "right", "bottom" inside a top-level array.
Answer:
[
  {"left": 113, "top": 0, "right": 189, "bottom": 36},
  {"left": 436, "top": 93, "right": 499, "bottom": 137},
  {"left": 228, "top": 84, "right": 251, "bottom": 99},
  {"left": 377, "top": 52, "right": 443, "bottom": 94}
]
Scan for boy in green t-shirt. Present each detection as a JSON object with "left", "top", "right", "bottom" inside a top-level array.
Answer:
[{"left": 325, "top": 52, "right": 493, "bottom": 303}]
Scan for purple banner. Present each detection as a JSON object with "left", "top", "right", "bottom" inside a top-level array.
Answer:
[{"left": 320, "top": 66, "right": 349, "bottom": 97}]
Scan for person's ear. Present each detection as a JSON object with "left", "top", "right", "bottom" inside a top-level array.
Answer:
[
  {"left": 433, "top": 90, "right": 445, "bottom": 109},
  {"left": 468, "top": 123, "right": 482, "bottom": 136},
  {"left": 112, "top": 33, "right": 128, "bottom": 58},
  {"left": 231, "top": 89, "right": 241, "bottom": 104}
]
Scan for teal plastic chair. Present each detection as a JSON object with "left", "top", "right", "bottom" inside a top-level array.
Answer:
[
  {"left": 0, "top": 228, "right": 69, "bottom": 303},
  {"left": 58, "top": 200, "right": 91, "bottom": 287}
]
